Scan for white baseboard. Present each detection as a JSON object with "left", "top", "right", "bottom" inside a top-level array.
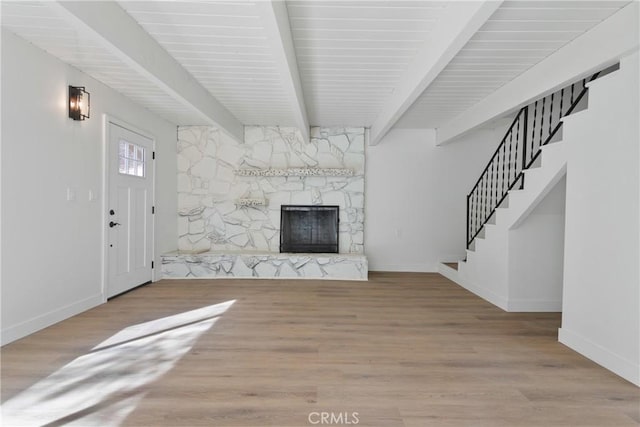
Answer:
[
  {"left": 507, "top": 299, "right": 562, "bottom": 312},
  {"left": 437, "top": 263, "right": 459, "bottom": 283},
  {"left": 559, "top": 327, "right": 640, "bottom": 387},
  {"left": 442, "top": 270, "right": 509, "bottom": 311},
  {"left": 1, "top": 294, "right": 105, "bottom": 346},
  {"left": 369, "top": 264, "right": 434, "bottom": 273},
  {"left": 441, "top": 265, "right": 561, "bottom": 313}
]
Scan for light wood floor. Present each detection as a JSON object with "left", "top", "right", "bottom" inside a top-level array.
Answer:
[{"left": 2, "top": 272, "right": 638, "bottom": 426}]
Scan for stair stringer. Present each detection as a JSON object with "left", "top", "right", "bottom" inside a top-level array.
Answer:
[
  {"left": 456, "top": 141, "right": 568, "bottom": 312},
  {"left": 504, "top": 142, "right": 568, "bottom": 230}
]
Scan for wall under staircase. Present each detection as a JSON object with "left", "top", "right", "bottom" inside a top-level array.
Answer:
[{"left": 440, "top": 51, "right": 639, "bottom": 386}]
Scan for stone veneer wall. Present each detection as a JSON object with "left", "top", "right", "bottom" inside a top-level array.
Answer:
[{"left": 177, "top": 126, "right": 365, "bottom": 254}]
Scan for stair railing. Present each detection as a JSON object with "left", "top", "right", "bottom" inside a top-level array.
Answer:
[{"left": 466, "top": 72, "right": 600, "bottom": 249}]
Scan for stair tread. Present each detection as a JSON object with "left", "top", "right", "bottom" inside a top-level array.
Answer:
[{"left": 443, "top": 262, "right": 458, "bottom": 271}]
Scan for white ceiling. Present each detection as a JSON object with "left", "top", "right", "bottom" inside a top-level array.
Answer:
[
  {"left": 287, "top": 1, "right": 449, "bottom": 126},
  {"left": 0, "top": 1, "right": 199, "bottom": 124},
  {"left": 396, "top": 0, "right": 631, "bottom": 128},
  {"left": 0, "top": 0, "right": 631, "bottom": 137},
  {"left": 120, "top": 0, "right": 297, "bottom": 126}
]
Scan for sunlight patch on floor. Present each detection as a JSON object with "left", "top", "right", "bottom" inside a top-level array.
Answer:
[{"left": 0, "top": 300, "right": 235, "bottom": 426}]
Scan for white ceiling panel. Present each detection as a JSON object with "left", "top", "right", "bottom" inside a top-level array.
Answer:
[
  {"left": 119, "top": 0, "right": 295, "bottom": 126},
  {"left": 288, "top": 0, "right": 448, "bottom": 127},
  {"left": 396, "top": 0, "right": 630, "bottom": 129}
]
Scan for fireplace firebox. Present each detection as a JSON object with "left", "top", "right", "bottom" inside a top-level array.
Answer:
[{"left": 280, "top": 205, "right": 339, "bottom": 253}]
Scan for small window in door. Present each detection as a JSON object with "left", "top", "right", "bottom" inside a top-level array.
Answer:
[{"left": 118, "top": 140, "right": 145, "bottom": 177}]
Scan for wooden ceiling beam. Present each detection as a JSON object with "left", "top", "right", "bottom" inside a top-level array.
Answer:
[
  {"left": 255, "top": 1, "right": 310, "bottom": 142},
  {"left": 368, "top": 1, "right": 502, "bottom": 146}
]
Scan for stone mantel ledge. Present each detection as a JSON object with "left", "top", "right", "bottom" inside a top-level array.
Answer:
[
  {"left": 233, "top": 167, "right": 355, "bottom": 177},
  {"left": 161, "top": 251, "right": 368, "bottom": 281},
  {"left": 235, "top": 198, "right": 267, "bottom": 207}
]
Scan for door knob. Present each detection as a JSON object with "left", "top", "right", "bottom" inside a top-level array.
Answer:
[{"left": 109, "top": 221, "right": 121, "bottom": 228}]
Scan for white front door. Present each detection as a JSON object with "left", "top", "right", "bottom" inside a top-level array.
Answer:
[{"left": 107, "top": 122, "right": 154, "bottom": 298}]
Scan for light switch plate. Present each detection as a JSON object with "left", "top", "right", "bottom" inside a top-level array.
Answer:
[{"left": 66, "top": 187, "right": 77, "bottom": 202}]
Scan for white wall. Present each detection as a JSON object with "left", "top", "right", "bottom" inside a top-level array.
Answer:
[
  {"left": 365, "top": 127, "right": 503, "bottom": 271},
  {"left": 1, "top": 30, "right": 178, "bottom": 345},
  {"left": 508, "top": 176, "right": 566, "bottom": 307},
  {"left": 560, "top": 51, "right": 639, "bottom": 386}
]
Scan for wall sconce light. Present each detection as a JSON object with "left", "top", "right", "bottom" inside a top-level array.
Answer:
[{"left": 68, "top": 85, "right": 90, "bottom": 121}]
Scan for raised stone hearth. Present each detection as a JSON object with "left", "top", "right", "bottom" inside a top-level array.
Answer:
[{"left": 162, "top": 251, "right": 368, "bottom": 281}]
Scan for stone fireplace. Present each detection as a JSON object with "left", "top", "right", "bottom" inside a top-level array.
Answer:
[{"left": 161, "top": 126, "right": 368, "bottom": 280}]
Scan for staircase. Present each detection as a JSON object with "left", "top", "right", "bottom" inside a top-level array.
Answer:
[
  {"left": 442, "top": 140, "right": 569, "bottom": 311},
  {"left": 439, "top": 66, "right": 617, "bottom": 311}
]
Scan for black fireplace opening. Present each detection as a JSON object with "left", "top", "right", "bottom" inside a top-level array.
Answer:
[{"left": 280, "top": 205, "right": 339, "bottom": 253}]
